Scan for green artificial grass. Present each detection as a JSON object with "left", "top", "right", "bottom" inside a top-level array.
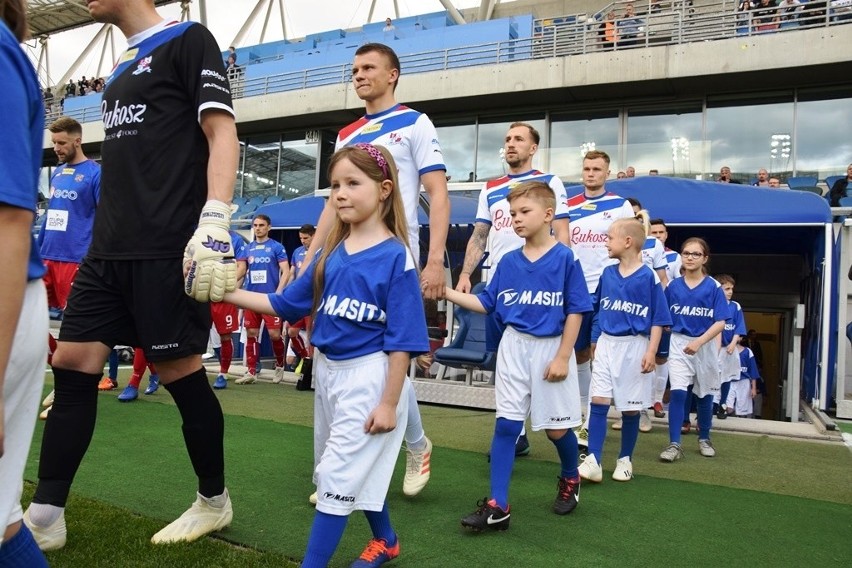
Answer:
[{"left": 25, "top": 375, "right": 852, "bottom": 567}]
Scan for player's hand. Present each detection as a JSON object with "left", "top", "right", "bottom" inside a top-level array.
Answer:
[
  {"left": 684, "top": 340, "right": 700, "bottom": 355},
  {"left": 421, "top": 260, "right": 445, "bottom": 300},
  {"left": 364, "top": 402, "right": 397, "bottom": 434},
  {"left": 726, "top": 343, "right": 736, "bottom": 355},
  {"left": 455, "top": 273, "right": 472, "bottom": 293},
  {"left": 183, "top": 200, "right": 237, "bottom": 302},
  {"left": 640, "top": 352, "right": 656, "bottom": 374},
  {"left": 415, "top": 353, "right": 434, "bottom": 373},
  {"left": 544, "top": 358, "right": 569, "bottom": 382}
]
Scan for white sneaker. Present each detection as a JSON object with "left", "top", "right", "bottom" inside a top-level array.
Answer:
[
  {"left": 272, "top": 366, "right": 285, "bottom": 384},
  {"left": 578, "top": 454, "right": 603, "bottom": 483},
  {"left": 698, "top": 438, "right": 716, "bottom": 457},
  {"left": 39, "top": 405, "right": 52, "bottom": 420},
  {"left": 309, "top": 491, "right": 317, "bottom": 505},
  {"left": 23, "top": 508, "right": 66, "bottom": 551},
  {"left": 151, "top": 490, "right": 233, "bottom": 544},
  {"left": 659, "top": 442, "right": 684, "bottom": 463},
  {"left": 235, "top": 372, "right": 256, "bottom": 385},
  {"left": 403, "top": 436, "right": 432, "bottom": 496},
  {"left": 575, "top": 427, "right": 589, "bottom": 448},
  {"left": 612, "top": 456, "right": 633, "bottom": 482},
  {"left": 611, "top": 419, "right": 622, "bottom": 431},
  {"left": 639, "top": 410, "right": 653, "bottom": 433},
  {"left": 42, "top": 389, "right": 55, "bottom": 407}
]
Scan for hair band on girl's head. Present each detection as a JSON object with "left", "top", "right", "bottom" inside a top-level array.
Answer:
[{"left": 353, "top": 143, "right": 390, "bottom": 180}]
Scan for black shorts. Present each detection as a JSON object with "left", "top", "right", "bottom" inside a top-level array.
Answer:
[{"left": 59, "top": 257, "right": 211, "bottom": 362}]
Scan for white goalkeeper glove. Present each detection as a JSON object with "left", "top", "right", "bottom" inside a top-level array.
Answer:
[{"left": 184, "top": 200, "right": 237, "bottom": 302}]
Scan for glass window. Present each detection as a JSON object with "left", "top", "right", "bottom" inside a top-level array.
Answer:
[
  {"left": 626, "top": 108, "right": 704, "bottom": 179},
  {"left": 475, "top": 116, "right": 546, "bottom": 182},
  {"left": 706, "top": 100, "right": 794, "bottom": 183},
  {"left": 241, "top": 134, "right": 280, "bottom": 198},
  {"left": 549, "top": 112, "right": 619, "bottom": 184},
  {"left": 795, "top": 95, "right": 852, "bottom": 180},
  {"left": 435, "top": 121, "right": 476, "bottom": 183},
  {"left": 278, "top": 136, "right": 318, "bottom": 199}
]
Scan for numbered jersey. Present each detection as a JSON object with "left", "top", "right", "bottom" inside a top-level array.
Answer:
[
  {"left": 292, "top": 245, "right": 307, "bottom": 278},
  {"left": 40, "top": 159, "right": 101, "bottom": 263},
  {"left": 245, "top": 238, "right": 288, "bottom": 293}
]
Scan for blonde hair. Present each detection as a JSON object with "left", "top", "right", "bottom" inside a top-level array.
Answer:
[
  {"left": 312, "top": 144, "right": 409, "bottom": 314},
  {"left": 610, "top": 218, "right": 645, "bottom": 252},
  {"left": 506, "top": 180, "right": 555, "bottom": 211},
  {"left": 634, "top": 209, "right": 651, "bottom": 236}
]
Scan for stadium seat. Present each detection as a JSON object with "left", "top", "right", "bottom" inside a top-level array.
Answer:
[
  {"left": 786, "top": 176, "right": 819, "bottom": 189},
  {"left": 434, "top": 283, "right": 496, "bottom": 384},
  {"left": 263, "top": 194, "right": 283, "bottom": 204},
  {"left": 839, "top": 197, "right": 852, "bottom": 207},
  {"left": 825, "top": 175, "right": 845, "bottom": 190},
  {"left": 792, "top": 186, "right": 823, "bottom": 195}
]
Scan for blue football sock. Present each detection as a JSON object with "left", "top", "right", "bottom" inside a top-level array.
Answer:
[
  {"left": 668, "top": 389, "right": 687, "bottom": 444},
  {"left": 697, "top": 394, "right": 714, "bottom": 439},
  {"left": 108, "top": 350, "right": 119, "bottom": 380},
  {"left": 720, "top": 381, "right": 731, "bottom": 408},
  {"left": 0, "top": 524, "right": 48, "bottom": 568},
  {"left": 364, "top": 501, "right": 396, "bottom": 546},
  {"left": 490, "top": 417, "right": 523, "bottom": 510},
  {"left": 619, "top": 413, "right": 640, "bottom": 458},
  {"left": 587, "top": 403, "right": 609, "bottom": 463},
  {"left": 302, "top": 510, "right": 348, "bottom": 568},
  {"left": 550, "top": 429, "right": 579, "bottom": 479}
]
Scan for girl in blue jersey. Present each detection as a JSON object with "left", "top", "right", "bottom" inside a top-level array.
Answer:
[
  {"left": 659, "top": 238, "right": 728, "bottom": 462},
  {"left": 225, "top": 143, "right": 428, "bottom": 568}
]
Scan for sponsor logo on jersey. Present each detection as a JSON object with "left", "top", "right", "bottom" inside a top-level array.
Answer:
[
  {"left": 670, "top": 304, "right": 714, "bottom": 317},
  {"left": 61, "top": 168, "right": 75, "bottom": 175},
  {"left": 119, "top": 48, "right": 139, "bottom": 63},
  {"left": 132, "top": 56, "right": 153, "bottom": 75},
  {"left": 323, "top": 492, "right": 356, "bottom": 503},
  {"left": 151, "top": 342, "right": 179, "bottom": 350},
  {"left": 201, "top": 68, "right": 226, "bottom": 82},
  {"left": 50, "top": 189, "right": 78, "bottom": 200},
  {"left": 499, "top": 289, "right": 564, "bottom": 306},
  {"left": 75, "top": 174, "right": 85, "bottom": 182},
  {"left": 248, "top": 256, "right": 272, "bottom": 264},
  {"left": 627, "top": 399, "right": 644, "bottom": 405},
  {"left": 571, "top": 227, "right": 608, "bottom": 244},
  {"left": 318, "top": 295, "right": 386, "bottom": 323},
  {"left": 725, "top": 322, "right": 736, "bottom": 331},
  {"left": 549, "top": 416, "right": 572, "bottom": 422},
  {"left": 203, "top": 82, "right": 230, "bottom": 94},
  {"left": 581, "top": 203, "right": 597, "bottom": 210},
  {"left": 491, "top": 209, "right": 513, "bottom": 231},
  {"left": 101, "top": 99, "right": 147, "bottom": 129},
  {"left": 599, "top": 296, "right": 649, "bottom": 317},
  {"left": 361, "top": 123, "right": 382, "bottom": 134},
  {"left": 387, "top": 132, "right": 403, "bottom": 145}
]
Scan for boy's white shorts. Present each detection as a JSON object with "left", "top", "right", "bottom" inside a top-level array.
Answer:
[{"left": 590, "top": 333, "right": 652, "bottom": 412}]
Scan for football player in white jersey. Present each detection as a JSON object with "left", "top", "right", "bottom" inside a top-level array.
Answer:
[{"left": 648, "top": 218, "right": 681, "bottom": 418}]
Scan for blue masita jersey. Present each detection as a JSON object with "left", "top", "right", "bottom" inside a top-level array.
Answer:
[
  {"left": 245, "top": 239, "right": 288, "bottom": 293},
  {"left": 39, "top": 159, "right": 101, "bottom": 263},
  {"left": 292, "top": 245, "right": 307, "bottom": 278},
  {"left": 721, "top": 299, "right": 747, "bottom": 346},
  {"left": 477, "top": 245, "right": 592, "bottom": 338},
  {"left": 229, "top": 231, "right": 247, "bottom": 261},
  {"left": 665, "top": 276, "right": 728, "bottom": 337},
  {"left": 594, "top": 264, "right": 672, "bottom": 337},
  {"left": 268, "top": 238, "right": 429, "bottom": 360},
  {"left": 0, "top": 22, "right": 45, "bottom": 281},
  {"left": 737, "top": 347, "right": 760, "bottom": 381}
]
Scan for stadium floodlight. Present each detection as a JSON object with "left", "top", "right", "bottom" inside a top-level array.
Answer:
[{"left": 580, "top": 141, "right": 596, "bottom": 156}]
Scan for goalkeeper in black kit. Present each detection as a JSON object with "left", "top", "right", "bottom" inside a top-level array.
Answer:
[{"left": 24, "top": 0, "right": 240, "bottom": 550}]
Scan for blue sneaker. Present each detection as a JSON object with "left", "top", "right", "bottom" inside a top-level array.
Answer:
[
  {"left": 350, "top": 537, "right": 399, "bottom": 567},
  {"left": 118, "top": 385, "right": 138, "bottom": 402},
  {"left": 213, "top": 374, "right": 228, "bottom": 390},
  {"left": 144, "top": 375, "right": 159, "bottom": 395}
]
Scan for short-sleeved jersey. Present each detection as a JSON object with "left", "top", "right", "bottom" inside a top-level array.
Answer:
[
  {"left": 664, "top": 276, "right": 728, "bottom": 337},
  {"left": 664, "top": 249, "right": 682, "bottom": 281},
  {"left": 738, "top": 347, "right": 760, "bottom": 381},
  {"left": 594, "top": 264, "right": 672, "bottom": 337},
  {"left": 476, "top": 244, "right": 592, "bottom": 338},
  {"left": 641, "top": 236, "right": 667, "bottom": 272},
  {"left": 721, "top": 299, "right": 747, "bottom": 347},
  {"left": 335, "top": 104, "right": 446, "bottom": 252},
  {"left": 292, "top": 245, "right": 308, "bottom": 278},
  {"left": 39, "top": 160, "right": 101, "bottom": 263},
  {"left": 476, "top": 170, "right": 570, "bottom": 283},
  {"left": 229, "top": 231, "right": 248, "bottom": 262},
  {"left": 244, "top": 239, "right": 288, "bottom": 293},
  {"left": 0, "top": 22, "right": 44, "bottom": 281},
  {"left": 268, "top": 238, "right": 429, "bottom": 360},
  {"left": 89, "top": 20, "right": 234, "bottom": 260},
  {"left": 567, "top": 191, "right": 635, "bottom": 293}
]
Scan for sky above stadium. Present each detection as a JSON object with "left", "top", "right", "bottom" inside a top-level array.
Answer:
[{"left": 27, "top": 0, "right": 494, "bottom": 83}]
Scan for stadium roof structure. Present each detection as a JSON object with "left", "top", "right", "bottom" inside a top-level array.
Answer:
[{"left": 26, "top": 0, "right": 180, "bottom": 36}]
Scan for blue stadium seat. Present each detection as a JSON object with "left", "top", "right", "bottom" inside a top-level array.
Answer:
[
  {"left": 792, "top": 186, "right": 823, "bottom": 195},
  {"left": 825, "top": 175, "right": 844, "bottom": 190},
  {"left": 839, "top": 197, "right": 852, "bottom": 207},
  {"left": 434, "top": 283, "right": 496, "bottom": 384},
  {"left": 246, "top": 196, "right": 266, "bottom": 208},
  {"left": 787, "top": 176, "right": 818, "bottom": 189},
  {"left": 263, "top": 194, "right": 283, "bottom": 204}
]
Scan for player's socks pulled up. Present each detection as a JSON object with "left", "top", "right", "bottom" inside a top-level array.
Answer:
[
  {"left": 668, "top": 389, "right": 687, "bottom": 444},
  {"left": 489, "top": 417, "right": 522, "bottom": 510},
  {"left": 587, "top": 403, "right": 609, "bottom": 463},
  {"left": 0, "top": 524, "right": 49, "bottom": 567},
  {"left": 301, "top": 511, "right": 348, "bottom": 568},
  {"left": 549, "top": 429, "right": 579, "bottom": 479},
  {"left": 696, "top": 394, "right": 714, "bottom": 439},
  {"left": 619, "top": 413, "right": 640, "bottom": 458}
]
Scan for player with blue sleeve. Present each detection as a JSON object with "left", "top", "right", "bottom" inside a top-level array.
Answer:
[
  {"left": 210, "top": 231, "right": 248, "bottom": 389},
  {"left": 225, "top": 144, "right": 428, "bottom": 568},
  {"left": 659, "top": 238, "right": 728, "bottom": 463},
  {"left": 286, "top": 223, "right": 316, "bottom": 391},
  {"left": 714, "top": 274, "right": 746, "bottom": 419},
  {"left": 579, "top": 219, "right": 671, "bottom": 483},
  {"left": 444, "top": 181, "right": 592, "bottom": 531},
  {"left": 649, "top": 218, "right": 681, "bottom": 418},
  {"left": 725, "top": 339, "right": 760, "bottom": 417},
  {"left": 0, "top": 4, "right": 50, "bottom": 565}
]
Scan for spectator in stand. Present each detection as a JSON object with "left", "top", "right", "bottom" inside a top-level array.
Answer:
[
  {"left": 753, "top": 168, "right": 770, "bottom": 187},
  {"left": 626, "top": 166, "right": 636, "bottom": 177},
  {"left": 737, "top": 0, "right": 756, "bottom": 28},
  {"left": 753, "top": 0, "right": 780, "bottom": 31},
  {"left": 64, "top": 79, "right": 76, "bottom": 98},
  {"left": 829, "top": 163, "right": 852, "bottom": 206},
  {"left": 224, "top": 45, "right": 236, "bottom": 67},
  {"left": 768, "top": 177, "right": 781, "bottom": 188},
  {"left": 649, "top": 169, "right": 659, "bottom": 176},
  {"left": 804, "top": 1, "right": 828, "bottom": 22},
  {"left": 599, "top": 11, "right": 617, "bottom": 49},
  {"left": 383, "top": 17, "right": 396, "bottom": 32},
  {"left": 777, "top": 0, "right": 803, "bottom": 21},
  {"left": 617, "top": 171, "right": 627, "bottom": 179},
  {"left": 618, "top": 4, "right": 644, "bottom": 46},
  {"left": 717, "top": 166, "right": 742, "bottom": 184}
]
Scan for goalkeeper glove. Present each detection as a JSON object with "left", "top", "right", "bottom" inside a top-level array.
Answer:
[{"left": 184, "top": 200, "right": 236, "bottom": 302}]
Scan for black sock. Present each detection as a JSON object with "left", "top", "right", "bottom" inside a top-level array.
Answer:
[
  {"left": 164, "top": 368, "right": 225, "bottom": 498},
  {"left": 33, "top": 368, "right": 101, "bottom": 507}
]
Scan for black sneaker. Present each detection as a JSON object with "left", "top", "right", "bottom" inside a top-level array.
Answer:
[
  {"left": 296, "top": 358, "right": 313, "bottom": 391},
  {"left": 515, "top": 434, "right": 531, "bottom": 457},
  {"left": 716, "top": 404, "right": 728, "bottom": 420},
  {"left": 461, "top": 498, "right": 510, "bottom": 532},
  {"left": 553, "top": 476, "right": 580, "bottom": 515}
]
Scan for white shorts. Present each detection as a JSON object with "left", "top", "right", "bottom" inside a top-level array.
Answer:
[
  {"left": 0, "top": 281, "right": 48, "bottom": 541},
  {"left": 718, "top": 347, "right": 740, "bottom": 383},
  {"left": 495, "top": 326, "right": 581, "bottom": 430},
  {"left": 312, "top": 351, "right": 409, "bottom": 515},
  {"left": 668, "top": 333, "right": 721, "bottom": 399},
  {"left": 726, "top": 379, "right": 753, "bottom": 416},
  {"left": 590, "top": 333, "right": 652, "bottom": 412}
]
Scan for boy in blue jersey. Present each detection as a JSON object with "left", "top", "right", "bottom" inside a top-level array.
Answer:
[
  {"left": 444, "top": 181, "right": 592, "bottom": 530},
  {"left": 714, "top": 274, "right": 746, "bottom": 419},
  {"left": 578, "top": 218, "right": 671, "bottom": 483},
  {"left": 726, "top": 338, "right": 760, "bottom": 417},
  {"left": 287, "top": 224, "right": 315, "bottom": 390}
]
